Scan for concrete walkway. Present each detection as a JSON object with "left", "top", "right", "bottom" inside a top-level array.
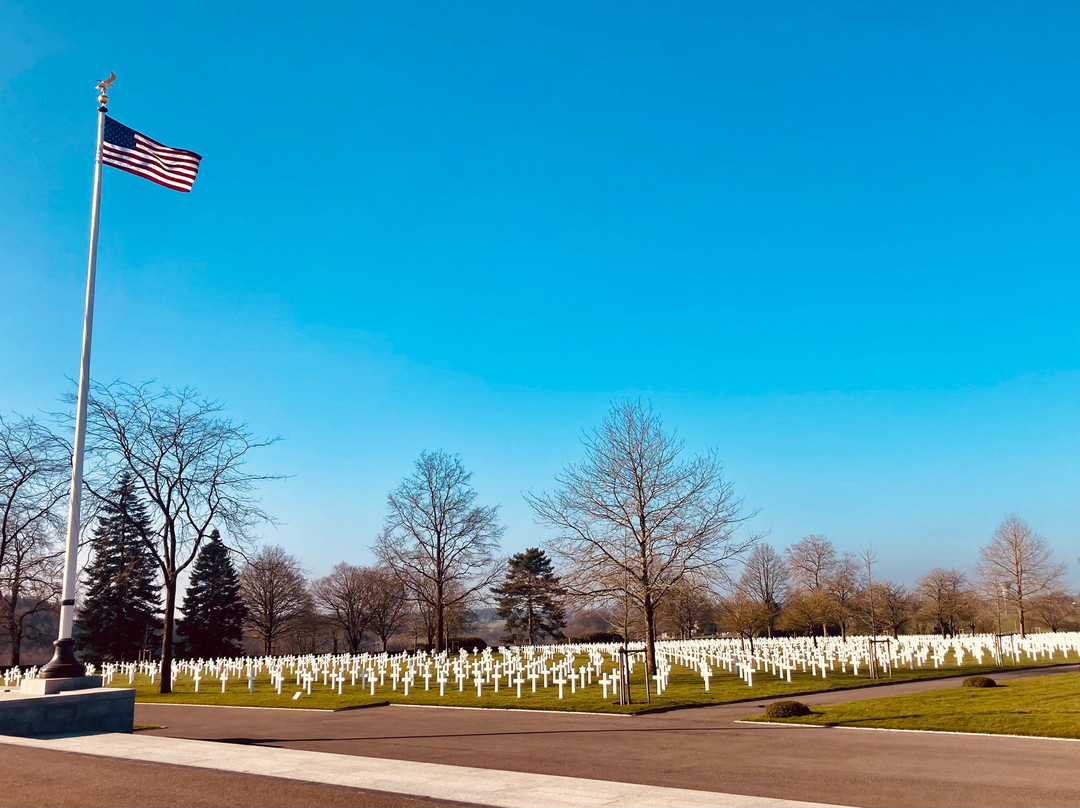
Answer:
[
  {"left": 0, "top": 732, "right": 844, "bottom": 808},
  {"left": 0, "top": 743, "right": 451, "bottom": 808}
]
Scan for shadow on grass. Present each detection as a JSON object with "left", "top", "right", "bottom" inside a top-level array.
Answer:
[{"left": 815, "top": 713, "right": 926, "bottom": 727}]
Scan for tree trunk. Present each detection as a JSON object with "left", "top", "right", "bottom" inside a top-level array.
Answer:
[
  {"left": 159, "top": 576, "right": 177, "bottom": 694},
  {"left": 643, "top": 592, "right": 657, "bottom": 676},
  {"left": 435, "top": 584, "right": 445, "bottom": 653},
  {"left": 7, "top": 599, "right": 22, "bottom": 668},
  {"left": 5, "top": 588, "right": 19, "bottom": 667},
  {"left": 1018, "top": 605, "right": 1026, "bottom": 639},
  {"left": 526, "top": 592, "right": 534, "bottom": 645},
  {"left": 10, "top": 621, "right": 22, "bottom": 668}
]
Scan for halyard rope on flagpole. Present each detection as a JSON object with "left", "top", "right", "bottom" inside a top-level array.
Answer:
[{"left": 41, "top": 72, "right": 115, "bottom": 678}]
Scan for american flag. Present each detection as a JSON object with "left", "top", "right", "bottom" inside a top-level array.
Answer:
[{"left": 102, "top": 116, "right": 202, "bottom": 192}]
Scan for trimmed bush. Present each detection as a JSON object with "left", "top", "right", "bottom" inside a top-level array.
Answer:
[
  {"left": 765, "top": 700, "right": 812, "bottom": 718},
  {"left": 962, "top": 676, "right": 998, "bottom": 688}
]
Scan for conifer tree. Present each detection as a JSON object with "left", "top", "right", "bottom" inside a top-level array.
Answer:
[
  {"left": 177, "top": 529, "right": 247, "bottom": 658},
  {"left": 493, "top": 548, "right": 566, "bottom": 645},
  {"left": 76, "top": 473, "right": 160, "bottom": 662}
]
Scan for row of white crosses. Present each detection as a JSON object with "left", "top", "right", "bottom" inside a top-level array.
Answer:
[
  {"left": 94, "top": 645, "right": 641, "bottom": 701},
  {"left": 1, "top": 665, "right": 39, "bottom": 688},
  {"left": 81, "top": 631, "right": 1080, "bottom": 702}
]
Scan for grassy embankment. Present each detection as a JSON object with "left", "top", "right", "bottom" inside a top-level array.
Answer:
[
  {"left": 109, "top": 647, "right": 1080, "bottom": 715},
  {"left": 746, "top": 669, "right": 1080, "bottom": 739}
]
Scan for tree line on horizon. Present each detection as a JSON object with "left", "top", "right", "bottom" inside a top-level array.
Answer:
[
  {"left": 1, "top": 387, "right": 1078, "bottom": 687},
  {"left": 62, "top": 496, "right": 1080, "bottom": 668}
]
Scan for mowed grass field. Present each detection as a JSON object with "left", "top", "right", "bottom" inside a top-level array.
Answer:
[
  {"left": 109, "top": 647, "right": 1080, "bottom": 715},
  {"left": 747, "top": 669, "right": 1080, "bottom": 739}
]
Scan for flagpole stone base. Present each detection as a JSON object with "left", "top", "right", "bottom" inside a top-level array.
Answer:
[
  {"left": 0, "top": 685, "right": 134, "bottom": 737},
  {"left": 20, "top": 676, "right": 103, "bottom": 696},
  {"left": 39, "top": 638, "right": 87, "bottom": 679}
]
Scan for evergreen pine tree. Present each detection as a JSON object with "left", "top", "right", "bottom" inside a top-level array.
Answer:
[
  {"left": 493, "top": 548, "right": 567, "bottom": 644},
  {"left": 76, "top": 473, "right": 160, "bottom": 662},
  {"left": 177, "top": 529, "right": 247, "bottom": 658}
]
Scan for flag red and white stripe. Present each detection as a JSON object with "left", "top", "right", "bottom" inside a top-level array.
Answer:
[{"left": 101, "top": 116, "right": 202, "bottom": 192}]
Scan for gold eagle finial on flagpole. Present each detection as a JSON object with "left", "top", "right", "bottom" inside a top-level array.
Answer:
[{"left": 96, "top": 71, "right": 116, "bottom": 107}]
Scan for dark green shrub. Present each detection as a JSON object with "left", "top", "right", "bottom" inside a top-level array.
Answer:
[
  {"left": 962, "top": 675, "right": 997, "bottom": 688},
  {"left": 764, "top": 700, "right": 812, "bottom": 718}
]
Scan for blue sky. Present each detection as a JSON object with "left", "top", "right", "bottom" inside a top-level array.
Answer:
[{"left": 2, "top": 1, "right": 1078, "bottom": 587}]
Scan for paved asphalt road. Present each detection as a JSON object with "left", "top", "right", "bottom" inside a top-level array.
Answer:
[
  {"left": 2, "top": 665, "right": 1077, "bottom": 807},
  {"left": 131, "top": 665, "right": 1080, "bottom": 808}
]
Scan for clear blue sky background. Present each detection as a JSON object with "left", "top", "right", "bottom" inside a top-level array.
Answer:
[{"left": 2, "top": 1, "right": 1078, "bottom": 588}]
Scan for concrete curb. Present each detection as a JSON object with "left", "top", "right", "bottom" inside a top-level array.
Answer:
[{"left": 733, "top": 719, "right": 1080, "bottom": 743}]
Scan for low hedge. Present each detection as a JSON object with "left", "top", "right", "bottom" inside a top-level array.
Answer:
[{"left": 962, "top": 675, "right": 998, "bottom": 688}]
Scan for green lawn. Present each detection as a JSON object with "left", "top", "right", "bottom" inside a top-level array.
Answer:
[
  {"left": 107, "top": 648, "right": 1080, "bottom": 715},
  {"left": 747, "top": 670, "right": 1080, "bottom": 739}
]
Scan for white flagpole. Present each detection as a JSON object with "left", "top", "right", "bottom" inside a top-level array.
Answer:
[{"left": 41, "top": 73, "right": 115, "bottom": 679}]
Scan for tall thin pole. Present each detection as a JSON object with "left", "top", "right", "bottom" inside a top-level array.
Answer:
[{"left": 41, "top": 73, "right": 114, "bottom": 679}]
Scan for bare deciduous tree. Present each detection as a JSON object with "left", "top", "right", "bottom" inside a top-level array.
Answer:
[
  {"left": 858, "top": 581, "right": 914, "bottom": 638},
  {"left": 658, "top": 581, "right": 715, "bottom": 639},
  {"left": 738, "top": 543, "right": 789, "bottom": 638},
  {"left": 81, "top": 382, "right": 280, "bottom": 690},
  {"left": 373, "top": 451, "right": 503, "bottom": 653},
  {"left": 716, "top": 589, "right": 768, "bottom": 652},
  {"left": 240, "top": 545, "right": 311, "bottom": 656},
  {"left": 779, "top": 587, "right": 836, "bottom": 644},
  {"left": 312, "top": 563, "right": 375, "bottom": 653},
  {"left": 368, "top": 566, "right": 411, "bottom": 651},
  {"left": 785, "top": 535, "right": 838, "bottom": 638},
  {"left": 976, "top": 515, "right": 1066, "bottom": 638},
  {"left": 526, "top": 400, "right": 756, "bottom": 674},
  {"left": 916, "top": 568, "right": 968, "bottom": 638},
  {"left": 0, "top": 415, "right": 68, "bottom": 666},
  {"left": 412, "top": 579, "right": 475, "bottom": 649},
  {"left": 825, "top": 552, "right": 861, "bottom": 640},
  {"left": 1029, "top": 591, "right": 1078, "bottom": 633},
  {"left": 786, "top": 535, "right": 837, "bottom": 592},
  {"left": 1, "top": 523, "right": 62, "bottom": 667},
  {"left": 282, "top": 606, "right": 333, "bottom": 655}
]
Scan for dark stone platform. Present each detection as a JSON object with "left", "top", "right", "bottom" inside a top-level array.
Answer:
[{"left": 0, "top": 680, "right": 134, "bottom": 737}]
